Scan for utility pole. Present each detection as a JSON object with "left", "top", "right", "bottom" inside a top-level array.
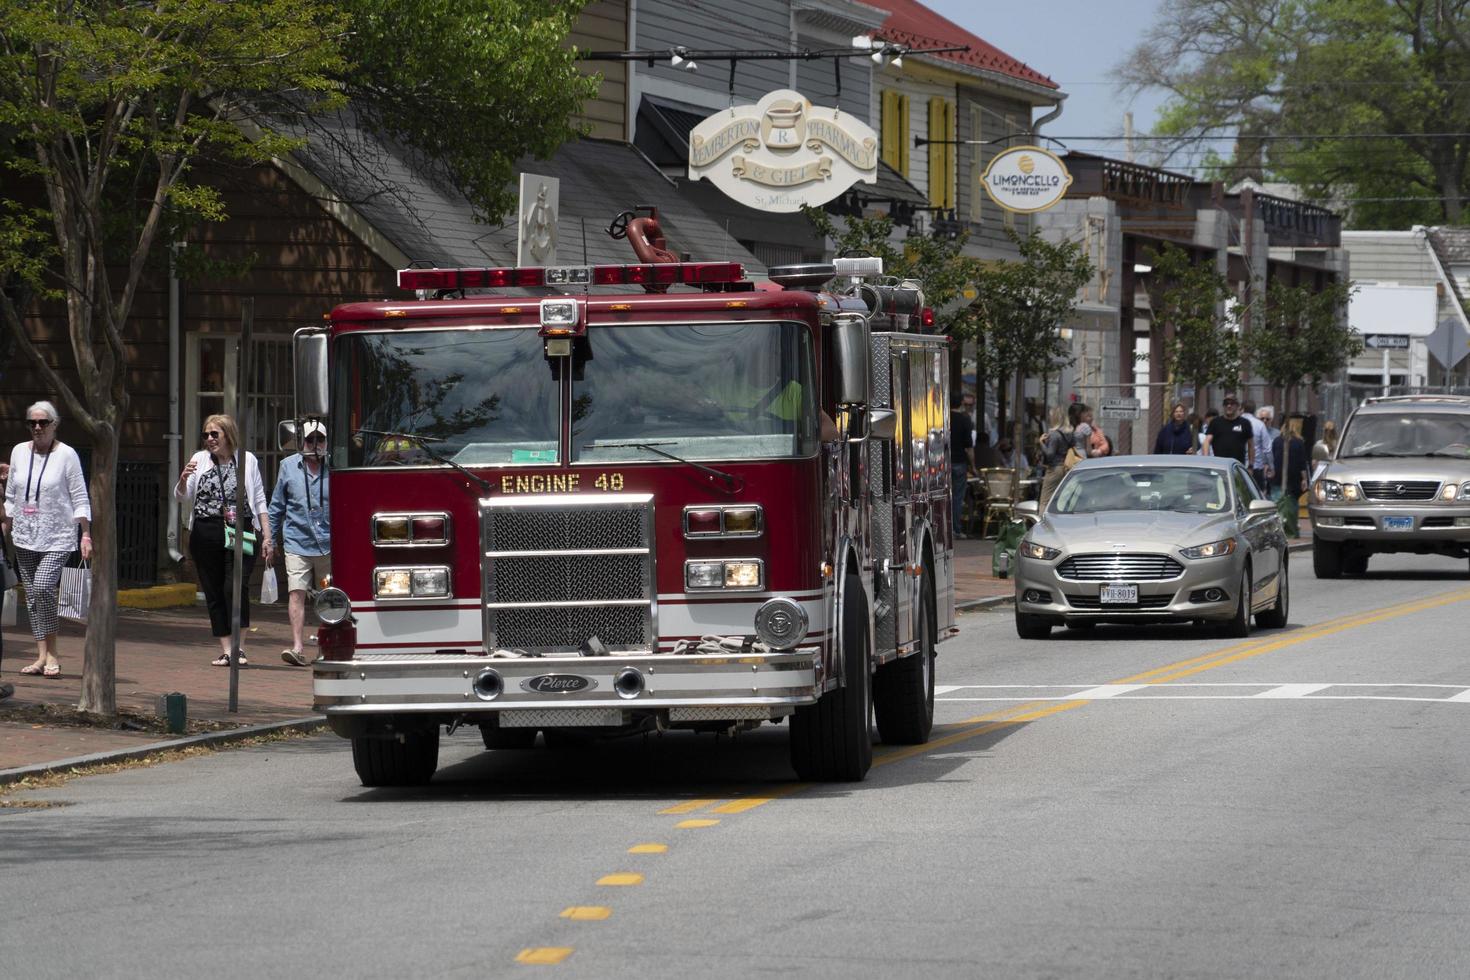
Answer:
[{"left": 1124, "top": 112, "right": 1135, "bottom": 164}]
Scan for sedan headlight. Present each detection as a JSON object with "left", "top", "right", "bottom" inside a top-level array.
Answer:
[
  {"left": 1313, "top": 479, "right": 1360, "bottom": 503},
  {"left": 1019, "top": 540, "right": 1061, "bottom": 561},
  {"left": 1181, "top": 538, "right": 1237, "bottom": 559}
]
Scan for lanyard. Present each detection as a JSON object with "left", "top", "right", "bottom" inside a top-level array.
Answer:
[
  {"left": 302, "top": 458, "right": 323, "bottom": 512},
  {"left": 25, "top": 446, "right": 51, "bottom": 504}
]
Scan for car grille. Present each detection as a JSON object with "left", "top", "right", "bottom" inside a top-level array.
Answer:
[
  {"left": 1065, "top": 594, "right": 1172, "bottom": 610},
  {"left": 1359, "top": 480, "right": 1440, "bottom": 501},
  {"left": 481, "top": 495, "right": 655, "bottom": 654},
  {"left": 1056, "top": 553, "right": 1184, "bottom": 581}
]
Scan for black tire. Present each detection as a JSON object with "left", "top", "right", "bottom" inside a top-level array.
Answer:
[
  {"left": 542, "top": 729, "right": 593, "bottom": 750},
  {"left": 790, "top": 575, "right": 873, "bottom": 781},
  {"left": 351, "top": 729, "right": 439, "bottom": 787},
  {"left": 1015, "top": 610, "right": 1052, "bottom": 640},
  {"left": 1256, "top": 557, "right": 1289, "bottom": 629},
  {"left": 1313, "top": 535, "right": 1343, "bottom": 579},
  {"left": 1345, "top": 552, "right": 1369, "bottom": 575},
  {"left": 1222, "top": 567, "right": 1253, "bottom": 638},
  {"left": 873, "top": 571, "right": 935, "bottom": 745},
  {"left": 480, "top": 722, "right": 538, "bottom": 750},
  {"left": 1064, "top": 620, "right": 1097, "bottom": 631}
]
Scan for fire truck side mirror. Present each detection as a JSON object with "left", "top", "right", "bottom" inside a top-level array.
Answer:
[
  {"left": 293, "top": 329, "right": 330, "bottom": 419},
  {"left": 833, "top": 314, "right": 871, "bottom": 406},
  {"left": 277, "top": 420, "right": 298, "bottom": 452},
  {"left": 869, "top": 408, "right": 898, "bottom": 440}
]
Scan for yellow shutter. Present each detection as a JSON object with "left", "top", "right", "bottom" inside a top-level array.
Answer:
[
  {"left": 881, "top": 90, "right": 899, "bottom": 170},
  {"left": 898, "top": 94, "right": 910, "bottom": 176},
  {"left": 929, "top": 99, "right": 957, "bottom": 209},
  {"left": 943, "top": 101, "right": 957, "bottom": 209}
]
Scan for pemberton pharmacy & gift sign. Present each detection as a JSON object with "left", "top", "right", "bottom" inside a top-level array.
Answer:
[{"left": 981, "top": 145, "right": 1073, "bottom": 214}]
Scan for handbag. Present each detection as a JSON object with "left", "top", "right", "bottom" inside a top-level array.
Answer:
[
  {"left": 1063, "top": 446, "right": 1084, "bottom": 471},
  {"left": 260, "top": 567, "right": 279, "bottom": 604},
  {"left": 224, "top": 525, "right": 258, "bottom": 556},
  {"left": 57, "top": 561, "right": 91, "bottom": 623}
]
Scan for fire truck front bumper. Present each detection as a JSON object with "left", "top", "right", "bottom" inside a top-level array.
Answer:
[{"left": 313, "top": 649, "right": 822, "bottom": 726}]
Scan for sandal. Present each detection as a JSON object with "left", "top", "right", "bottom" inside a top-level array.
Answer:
[
  {"left": 211, "top": 653, "right": 248, "bottom": 667},
  {"left": 42, "top": 664, "right": 61, "bottom": 678},
  {"left": 20, "top": 663, "right": 44, "bottom": 675}
]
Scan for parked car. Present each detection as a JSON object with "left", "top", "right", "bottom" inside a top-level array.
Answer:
[
  {"left": 1013, "top": 456, "right": 1290, "bottom": 639},
  {"left": 1310, "top": 395, "right": 1470, "bottom": 577}
]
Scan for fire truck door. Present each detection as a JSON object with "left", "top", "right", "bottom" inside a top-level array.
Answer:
[{"left": 890, "top": 348, "right": 913, "bottom": 646}]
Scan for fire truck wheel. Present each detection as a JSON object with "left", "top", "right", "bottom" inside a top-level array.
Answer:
[
  {"left": 789, "top": 574, "right": 874, "bottom": 781},
  {"left": 480, "top": 723, "right": 538, "bottom": 750},
  {"left": 1015, "top": 610, "right": 1052, "bottom": 640},
  {"left": 351, "top": 729, "right": 440, "bottom": 787},
  {"left": 872, "top": 570, "right": 935, "bottom": 745}
]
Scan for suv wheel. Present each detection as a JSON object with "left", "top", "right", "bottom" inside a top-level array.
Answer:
[
  {"left": 1313, "top": 535, "right": 1343, "bottom": 579},
  {"left": 1345, "top": 551, "right": 1369, "bottom": 575}
]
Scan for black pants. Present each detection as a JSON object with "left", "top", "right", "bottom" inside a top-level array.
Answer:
[{"left": 189, "top": 517, "right": 255, "bottom": 637}]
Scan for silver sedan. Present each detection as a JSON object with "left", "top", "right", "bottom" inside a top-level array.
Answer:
[{"left": 1012, "top": 456, "right": 1289, "bottom": 639}]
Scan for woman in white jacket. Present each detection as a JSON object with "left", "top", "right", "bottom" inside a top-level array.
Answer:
[
  {"left": 2, "top": 400, "right": 92, "bottom": 678},
  {"left": 174, "top": 414, "right": 274, "bottom": 666}
]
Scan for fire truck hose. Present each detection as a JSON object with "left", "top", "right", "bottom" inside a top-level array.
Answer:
[{"left": 671, "top": 635, "right": 772, "bottom": 655}]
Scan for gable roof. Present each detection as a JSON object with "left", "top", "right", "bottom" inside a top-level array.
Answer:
[{"left": 871, "top": 0, "right": 1059, "bottom": 92}]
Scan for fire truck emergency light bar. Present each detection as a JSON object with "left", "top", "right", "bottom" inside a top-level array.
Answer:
[{"left": 397, "top": 262, "right": 746, "bottom": 291}]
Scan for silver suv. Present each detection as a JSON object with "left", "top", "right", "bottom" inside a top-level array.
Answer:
[{"left": 1310, "top": 395, "right": 1470, "bottom": 577}]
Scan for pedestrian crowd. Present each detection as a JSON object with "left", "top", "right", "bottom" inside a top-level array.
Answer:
[{"left": 1, "top": 402, "right": 330, "bottom": 700}]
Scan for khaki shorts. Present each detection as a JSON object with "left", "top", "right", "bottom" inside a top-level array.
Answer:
[{"left": 284, "top": 552, "right": 331, "bottom": 594}]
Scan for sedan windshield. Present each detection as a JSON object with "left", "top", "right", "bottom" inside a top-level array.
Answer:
[
  {"left": 1052, "top": 467, "right": 1231, "bottom": 515},
  {"left": 571, "top": 322, "right": 818, "bottom": 463},
  {"left": 332, "top": 328, "right": 559, "bottom": 468},
  {"left": 1340, "top": 413, "right": 1470, "bottom": 458}
]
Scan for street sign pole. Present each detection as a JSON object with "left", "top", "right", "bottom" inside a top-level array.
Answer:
[{"left": 1382, "top": 348, "right": 1390, "bottom": 397}]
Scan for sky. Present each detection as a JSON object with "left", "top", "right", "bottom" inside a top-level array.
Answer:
[{"left": 923, "top": 0, "right": 1172, "bottom": 161}]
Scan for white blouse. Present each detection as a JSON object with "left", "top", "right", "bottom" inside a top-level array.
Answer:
[
  {"left": 174, "top": 450, "right": 269, "bottom": 531},
  {"left": 4, "top": 441, "right": 92, "bottom": 552}
]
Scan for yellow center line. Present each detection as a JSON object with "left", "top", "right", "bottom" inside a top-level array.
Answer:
[
  {"left": 675, "top": 818, "right": 720, "bottom": 828},
  {"left": 516, "top": 947, "right": 573, "bottom": 965},
  {"left": 627, "top": 843, "right": 667, "bottom": 854},
  {"left": 658, "top": 799, "right": 717, "bottom": 815},
  {"left": 560, "top": 906, "right": 611, "bottom": 921},
  {"left": 596, "top": 873, "right": 644, "bottom": 886}
]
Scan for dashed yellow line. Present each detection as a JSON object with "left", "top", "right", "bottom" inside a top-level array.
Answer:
[
  {"left": 627, "top": 843, "right": 667, "bottom": 854},
  {"left": 658, "top": 799, "right": 716, "bottom": 815},
  {"left": 516, "top": 947, "right": 573, "bottom": 965},
  {"left": 596, "top": 872, "right": 644, "bottom": 886},
  {"left": 710, "top": 796, "right": 775, "bottom": 814},
  {"left": 675, "top": 818, "right": 720, "bottom": 829},
  {"left": 560, "top": 906, "right": 611, "bottom": 921}
]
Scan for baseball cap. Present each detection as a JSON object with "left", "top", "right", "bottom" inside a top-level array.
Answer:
[{"left": 303, "top": 420, "right": 327, "bottom": 439}]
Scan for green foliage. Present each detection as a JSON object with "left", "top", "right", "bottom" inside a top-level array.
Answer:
[
  {"left": 1143, "top": 243, "right": 1242, "bottom": 396},
  {"left": 1121, "top": 0, "right": 1470, "bottom": 226},
  {"left": 1248, "top": 279, "right": 1361, "bottom": 402},
  {"left": 340, "top": 0, "right": 598, "bottom": 221}
]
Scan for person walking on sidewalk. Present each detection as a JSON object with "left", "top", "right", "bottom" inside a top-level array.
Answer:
[
  {"left": 2, "top": 401, "right": 93, "bottom": 679},
  {"left": 1153, "top": 403, "right": 1197, "bottom": 455},
  {"left": 0, "top": 461, "right": 12, "bottom": 701},
  {"left": 268, "top": 421, "right": 331, "bottom": 666},
  {"left": 950, "top": 396, "right": 977, "bottom": 538},
  {"left": 175, "top": 414, "right": 273, "bottom": 667}
]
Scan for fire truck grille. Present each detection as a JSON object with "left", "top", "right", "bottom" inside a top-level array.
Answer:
[
  {"left": 492, "top": 554, "right": 647, "bottom": 604},
  {"left": 481, "top": 495, "right": 655, "bottom": 654}
]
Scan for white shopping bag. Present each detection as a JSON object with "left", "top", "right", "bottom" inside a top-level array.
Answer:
[
  {"left": 57, "top": 562, "right": 91, "bottom": 623},
  {"left": 1, "top": 587, "right": 17, "bottom": 627},
  {"left": 260, "top": 567, "right": 279, "bottom": 604}
]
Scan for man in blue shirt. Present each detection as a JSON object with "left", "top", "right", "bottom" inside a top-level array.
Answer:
[{"left": 269, "top": 421, "right": 331, "bottom": 666}]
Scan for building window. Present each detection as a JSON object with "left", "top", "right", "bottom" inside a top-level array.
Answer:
[
  {"left": 927, "top": 98, "right": 956, "bottom": 209},
  {"left": 881, "top": 89, "right": 910, "bottom": 177}
]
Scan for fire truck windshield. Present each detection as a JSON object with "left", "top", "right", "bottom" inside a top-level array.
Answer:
[
  {"left": 332, "top": 328, "right": 560, "bottom": 468},
  {"left": 571, "top": 322, "right": 818, "bottom": 463}
]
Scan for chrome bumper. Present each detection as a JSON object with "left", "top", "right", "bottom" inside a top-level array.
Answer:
[
  {"left": 1014, "top": 554, "right": 1240, "bottom": 621},
  {"left": 313, "top": 649, "right": 821, "bottom": 721},
  {"left": 1310, "top": 504, "right": 1470, "bottom": 543}
]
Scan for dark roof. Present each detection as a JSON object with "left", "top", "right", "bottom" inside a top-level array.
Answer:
[
  {"left": 1430, "top": 226, "right": 1470, "bottom": 266},
  {"left": 638, "top": 95, "right": 927, "bottom": 209},
  {"left": 872, "top": 0, "right": 1059, "bottom": 92},
  {"left": 289, "top": 110, "right": 764, "bottom": 273}
]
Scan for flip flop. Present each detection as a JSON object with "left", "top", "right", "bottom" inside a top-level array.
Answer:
[
  {"left": 42, "top": 664, "right": 61, "bottom": 678},
  {"left": 20, "top": 663, "right": 44, "bottom": 675}
]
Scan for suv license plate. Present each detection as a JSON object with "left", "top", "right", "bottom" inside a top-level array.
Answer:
[
  {"left": 1100, "top": 584, "right": 1139, "bottom": 604},
  {"left": 1382, "top": 516, "right": 1414, "bottom": 532}
]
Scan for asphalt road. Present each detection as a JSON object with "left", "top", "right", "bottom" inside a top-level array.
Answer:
[{"left": 6, "top": 551, "right": 1470, "bottom": 979}]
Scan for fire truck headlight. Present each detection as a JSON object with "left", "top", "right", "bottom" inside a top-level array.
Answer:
[
  {"left": 685, "top": 561, "right": 723, "bottom": 589},
  {"left": 374, "top": 516, "right": 411, "bottom": 543},
  {"left": 410, "top": 567, "right": 451, "bottom": 597},
  {"left": 721, "top": 506, "right": 763, "bottom": 536},
  {"left": 755, "top": 598, "right": 808, "bottom": 650},
  {"left": 723, "top": 561, "right": 762, "bottom": 589},
  {"left": 314, "top": 587, "right": 352, "bottom": 625},
  {"left": 374, "top": 568, "right": 413, "bottom": 598}
]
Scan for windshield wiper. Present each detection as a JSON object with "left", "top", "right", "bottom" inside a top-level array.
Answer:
[
  {"left": 593, "top": 440, "right": 743, "bottom": 492},
  {"left": 1420, "top": 450, "right": 1470, "bottom": 458},
  {"left": 357, "top": 428, "right": 494, "bottom": 495},
  {"left": 1342, "top": 451, "right": 1410, "bottom": 458}
]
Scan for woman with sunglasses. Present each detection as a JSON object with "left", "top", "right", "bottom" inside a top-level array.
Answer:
[
  {"left": 174, "top": 414, "right": 274, "bottom": 666},
  {"left": 2, "top": 401, "right": 92, "bottom": 678}
]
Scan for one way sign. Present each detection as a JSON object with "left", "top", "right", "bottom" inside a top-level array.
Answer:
[{"left": 1363, "top": 334, "right": 1411, "bottom": 350}]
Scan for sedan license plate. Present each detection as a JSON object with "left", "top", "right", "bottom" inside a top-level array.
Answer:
[
  {"left": 1100, "top": 583, "right": 1139, "bottom": 604},
  {"left": 1382, "top": 516, "right": 1414, "bottom": 532}
]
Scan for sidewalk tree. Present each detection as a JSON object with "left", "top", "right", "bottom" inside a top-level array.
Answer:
[
  {"left": 0, "top": 2, "right": 594, "bottom": 716},
  {"left": 1142, "top": 243, "right": 1241, "bottom": 421},
  {"left": 1248, "top": 278, "right": 1360, "bottom": 412},
  {"left": 969, "top": 230, "right": 1093, "bottom": 444}
]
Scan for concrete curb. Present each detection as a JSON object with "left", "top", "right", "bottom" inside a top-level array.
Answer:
[
  {"left": 956, "top": 540, "right": 1314, "bottom": 614},
  {"left": 0, "top": 715, "right": 327, "bottom": 787}
]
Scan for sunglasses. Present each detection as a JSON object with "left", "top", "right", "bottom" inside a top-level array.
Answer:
[
  {"left": 203, "top": 430, "right": 222, "bottom": 439},
  {"left": 304, "top": 435, "right": 325, "bottom": 444},
  {"left": 27, "top": 419, "right": 54, "bottom": 429}
]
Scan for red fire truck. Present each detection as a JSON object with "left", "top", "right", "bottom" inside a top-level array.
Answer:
[{"left": 293, "top": 212, "right": 958, "bottom": 786}]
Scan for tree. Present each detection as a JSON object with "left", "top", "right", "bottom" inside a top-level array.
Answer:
[
  {"left": 1142, "top": 243, "right": 1242, "bottom": 419},
  {"left": 1119, "top": 0, "right": 1470, "bottom": 226},
  {"left": 969, "top": 230, "right": 1093, "bottom": 442},
  {"left": 1248, "top": 279, "right": 1360, "bottom": 412}
]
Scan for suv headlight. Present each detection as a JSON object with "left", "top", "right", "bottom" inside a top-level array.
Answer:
[
  {"left": 1459, "top": 481, "right": 1470, "bottom": 500},
  {"left": 1314, "top": 479, "right": 1360, "bottom": 503},
  {"left": 1019, "top": 540, "right": 1061, "bottom": 561},
  {"left": 1181, "top": 538, "right": 1237, "bottom": 559}
]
